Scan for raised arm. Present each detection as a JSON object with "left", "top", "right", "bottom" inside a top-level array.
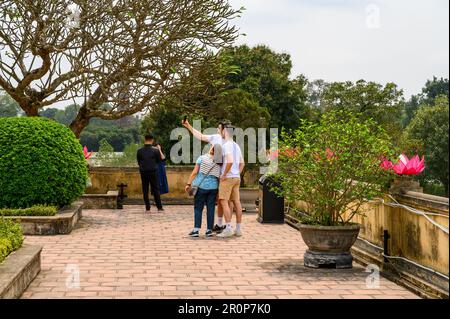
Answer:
[
  {"left": 156, "top": 145, "right": 166, "bottom": 160},
  {"left": 182, "top": 119, "right": 211, "bottom": 143}
]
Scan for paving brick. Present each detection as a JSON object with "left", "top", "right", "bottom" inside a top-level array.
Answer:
[
  {"left": 21, "top": 205, "right": 419, "bottom": 300},
  {"left": 313, "top": 295, "right": 343, "bottom": 299}
]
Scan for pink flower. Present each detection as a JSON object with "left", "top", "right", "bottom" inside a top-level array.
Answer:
[
  {"left": 284, "top": 148, "right": 296, "bottom": 158},
  {"left": 83, "top": 146, "right": 93, "bottom": 160},
  {"left": 393, "top": 154, "right": 425, "bottom": 175},
  {"left": 325, "top": 148, "right": 335, "bottom": 160},
  {"left": 380, "top": 158, "right": 394, "bottom": 170},
  {"left": 268, "top": 149, "right": 279, "bottom": 161}
]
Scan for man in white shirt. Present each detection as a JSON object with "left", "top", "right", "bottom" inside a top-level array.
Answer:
[{"left": 215, "top": 125, "right": 245, "bottom": 238}]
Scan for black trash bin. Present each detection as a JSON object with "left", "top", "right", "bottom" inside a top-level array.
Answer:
[{"left": 257, "top": 175, "right": 284, "bottom": 223}]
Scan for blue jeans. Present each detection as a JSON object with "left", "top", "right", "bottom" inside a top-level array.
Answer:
[{"left": 194, "top": 188, "right": 218, "bottom": 230}]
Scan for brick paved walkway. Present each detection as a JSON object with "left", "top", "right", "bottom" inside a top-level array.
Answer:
[{"left": 22, "top": 206, "right": 419, "bottom": 299}]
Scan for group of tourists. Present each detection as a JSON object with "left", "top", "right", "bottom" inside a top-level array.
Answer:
[{"left": 136, "top": 119, "right": 245, "bottom": 239}]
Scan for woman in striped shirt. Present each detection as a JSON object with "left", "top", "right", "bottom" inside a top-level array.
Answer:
[{"left": 185, "top": 144, "right": 222, "bottom": 237}]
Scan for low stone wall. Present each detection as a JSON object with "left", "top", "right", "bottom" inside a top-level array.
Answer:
[
  {"left": 3, "top": 202, "right": 83, "bottom": 235},
  {"left": 85, "top": 166, "right": 260, "bottom": 201},
  {"left": 121, "top": 188, "right": 259, "bottom": 213},
  {"left": 349, "top": 193, "right": 448, "bottom": 278},
  {"left": 82, "top": 191, "right": 118, "bottom": 209},
  {"left": 0, "top": 244, "right": 42, "bottom": 299}
]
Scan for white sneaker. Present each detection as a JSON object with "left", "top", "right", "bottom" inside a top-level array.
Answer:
[
  {"left": 217, "top": 228, "right": 234, "bottom": 238},
  {"left": 235, "top": 229, "right": 242, "bottom": 237}
]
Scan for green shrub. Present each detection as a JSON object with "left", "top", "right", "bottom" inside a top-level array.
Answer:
[
  {"left": 0, "top": 238, "right": 13, "bottom": 263},
  {"left": 0, "top": 218, "right": 24, "bottom": 263},
  {"left": 0, "top": 205, "right": 58, "bottom": 216},
  {"left": 0, "top": 117, "right": 87, "bottom": 209}
]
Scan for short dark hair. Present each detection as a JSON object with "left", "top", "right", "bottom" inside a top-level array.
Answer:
[
  {"left": 144, "top": 134, "right": 154, "bottom": 141},
  {"left": 219, "top": 120, "right": 232, "bottom": 130}
]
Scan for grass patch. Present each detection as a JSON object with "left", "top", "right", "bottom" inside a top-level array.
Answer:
[{"left": 0, "top": 205, "right": 58, "bottom": 217}]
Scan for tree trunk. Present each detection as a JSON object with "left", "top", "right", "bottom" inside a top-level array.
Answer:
[
  {"left": 22, "top": 103, "right": 39, "bottom": 116},
  {"left": 69, "top": 107, "right": 91, "bottom": 138}
]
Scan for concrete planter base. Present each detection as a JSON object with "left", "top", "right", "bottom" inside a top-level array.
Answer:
[
  {"left": 0, "top": 244, "right": 42, "bottom": 299},
  {"left": 304, "top": 250, "right": 354, "bottom": 269},
  {"left": 3, "top": 201, "right": 83, "bottom": 235}
]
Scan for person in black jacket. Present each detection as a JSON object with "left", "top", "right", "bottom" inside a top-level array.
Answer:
[{"left": 137, "top": 134, "right": 164, "bottom": 213}]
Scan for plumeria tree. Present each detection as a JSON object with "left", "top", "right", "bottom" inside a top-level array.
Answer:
[
  {"left": 0, "top": 0, "right": 241, "bottom": 137},
  {"left": 272, "top": 111, "right": 395, "bottom": 226}
]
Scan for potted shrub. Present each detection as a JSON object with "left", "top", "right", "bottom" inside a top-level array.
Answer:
[{"left": 272, "top": 111, "right": 394, "bottom": 269}]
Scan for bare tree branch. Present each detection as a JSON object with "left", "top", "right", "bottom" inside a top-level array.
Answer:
[{"left": 0, "top": 0, "right": 241, "bottom": 135}]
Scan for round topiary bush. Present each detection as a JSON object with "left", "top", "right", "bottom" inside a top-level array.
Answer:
[{"left": 0, "top": 117, "right": 87, "bottom": 209}]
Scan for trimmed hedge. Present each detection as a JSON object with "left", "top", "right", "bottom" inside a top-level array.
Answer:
[
  {"left": 0, "top": 219, "right": 24, "bottom": 263},
  {"left": 0, "top": 205, "right": 58, "bottom": 216},
  {"left": 0, "top": 117, "right": 87, "bottom": 209}
]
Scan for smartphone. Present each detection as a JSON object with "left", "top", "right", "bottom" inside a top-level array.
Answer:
[{"left": 183, "top": 116, "right": 187, "bottom": 124}]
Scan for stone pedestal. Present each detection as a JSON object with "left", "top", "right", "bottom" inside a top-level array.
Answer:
[
  {"left": 390, "top": 176, "right": 423, "bottom": 195},
  {"left": 304, "top": 250, "right": 353, "bottom": 269}
]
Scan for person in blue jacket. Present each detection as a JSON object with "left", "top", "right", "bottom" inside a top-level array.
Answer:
[{"left": 154, "top": 143, "right": 169, "bottom": 196}]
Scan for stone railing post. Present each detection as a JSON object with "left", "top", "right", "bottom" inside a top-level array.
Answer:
[{"left": 389, "top": 176, "right": 423, "bottom": 195}]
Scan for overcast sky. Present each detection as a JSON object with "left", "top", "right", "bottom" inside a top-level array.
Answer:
[{"left": 229, "top": 0, "right": 449, "bottom": 98}]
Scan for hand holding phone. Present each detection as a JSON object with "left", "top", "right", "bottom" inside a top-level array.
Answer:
[{"left": 182, "top": 116, "right": 189, "bottom": 127}]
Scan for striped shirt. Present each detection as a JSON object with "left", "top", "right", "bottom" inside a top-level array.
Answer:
[
  {"left": 192, "top": 155, "right": 220, "bottom": 190},
  {"left": 198, "top": 154, "right": 221, "bottom": 177}
]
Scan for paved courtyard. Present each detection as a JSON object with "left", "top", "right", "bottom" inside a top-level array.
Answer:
[{"left": 22, "top": 206, "right": 419, "bottom": 299}]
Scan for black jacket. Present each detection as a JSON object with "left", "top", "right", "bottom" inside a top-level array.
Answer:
[{"left": 137, "top": 145, "right": 162, "bottom": 172}]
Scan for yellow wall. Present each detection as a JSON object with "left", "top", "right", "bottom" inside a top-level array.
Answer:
[{"left": 86, "top": 166, "right": 260, "bottom": 200}]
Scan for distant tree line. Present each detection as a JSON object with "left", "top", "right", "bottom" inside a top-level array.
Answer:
[{"left": 38, "top": 104, "right": 141, "bottom": 152}]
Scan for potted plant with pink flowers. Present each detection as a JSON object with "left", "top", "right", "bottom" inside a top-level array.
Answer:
[{"left": 272, "top": 111, "right": 394, "bottom": 269}]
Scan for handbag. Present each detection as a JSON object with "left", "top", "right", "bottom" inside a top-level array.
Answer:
[{"left": 187, "top": 164, "right": 216, "bottom": 197}]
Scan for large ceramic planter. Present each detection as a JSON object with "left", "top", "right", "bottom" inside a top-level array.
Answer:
[{"left": 298, "top": 224, "right": 360, "bottom": 269}]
